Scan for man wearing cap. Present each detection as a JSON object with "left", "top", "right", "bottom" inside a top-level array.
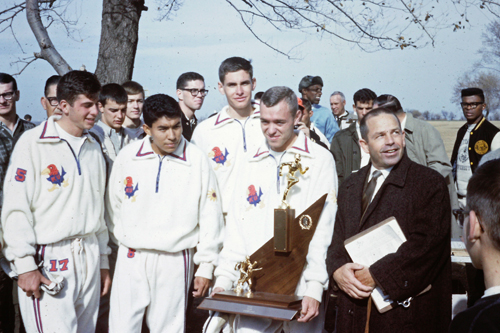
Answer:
[
  {"left": 299, "top": 75, "right": 339, "bottom": 143},
  {"left": 451, "top": 87, "right": 500, "bottom": 209}
]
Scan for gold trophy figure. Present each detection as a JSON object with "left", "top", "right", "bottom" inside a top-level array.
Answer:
[
  {"left": 279, "top": 154, "right": 309, "bottom": 208},
  {"left": 235, "top": 256, "right": 262, "bottom": 296}
]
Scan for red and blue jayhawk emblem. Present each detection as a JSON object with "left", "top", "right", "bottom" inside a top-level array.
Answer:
[
  {"left": 124, "top": 176, "right": 139, "bottom": 202},
  {"left": 247, "top": 185, "right": 263, "bottom": 207},
  {"left": 209, "top": 147, "right": 231, "bottom": 170},
  {"left": 41, "top": 164, "right": 69, "bottom": 192}
]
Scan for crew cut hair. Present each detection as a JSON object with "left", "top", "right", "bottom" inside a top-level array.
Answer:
[
  {"left": 330, "top": 91, "right": 346, "bottom": 102},
  {"left": 467, "top": 159, "right": 500, "bottom": 250},
  {"left": 353, "top": 88, "right": 377, "bottom": 105},
  {"left": 461, "top": 87, "right": 485, "bottom": 103},
  {"left": 359, "top": 107, "right": 401, "bottom": 142},
  {"left": 0, "top": 73, "right": 17, "bottom": 91},
  {"left": 176, "top": 72, "right": 204, "bottom": 89},
  {"left": 122, "top": 81, "right": 144, "bottom": 96},
  {"left": 57, "top": 71, "right": 101, "bottom": 106},
  {"left": 44, "top": 75, "right": 61, "bottom": 97},
  {"left": 218, "top": 57, "right": 253, "bottom": 83},
  {"left": 99, "top": 83, "right": 128, "bottom": 106},
  {"left": 261, "top": 86, "right": 298, "bottom": 117},
  {"left": 373, "top": 94, "right": 404, "bottom": 114},
  {"left": 143, "top": 94, "right": 182, "bottom": 127}
]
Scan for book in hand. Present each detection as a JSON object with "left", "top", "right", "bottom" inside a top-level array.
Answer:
[{"left": 344, "top": 216, "right": 430, "bottom": 313}]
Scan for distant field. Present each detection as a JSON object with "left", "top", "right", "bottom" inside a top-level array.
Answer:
[{"left": 428, "top": 120, "right": 500, "bottom": 159}]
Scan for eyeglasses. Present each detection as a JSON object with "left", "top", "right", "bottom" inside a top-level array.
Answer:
[
  {"left": 460, "top": 102, "right": 483, "bottom": 109},
  {"left": 46, "top": 97, "right": 59, "bottom": 107},
  {"left": 0, "top": 91, "right": 16, "bottom": 101},
  {"left": 453, "top": 209, "right": 470, "bottom": 229},
  {"left": 307, "top": 87, "right": 322, "bottom": 94},
  {"left": 180, "top": 88, "right": 209, "bottom": 97}
]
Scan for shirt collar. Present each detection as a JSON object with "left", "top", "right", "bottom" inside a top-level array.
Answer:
[
  {"left": 38, "top": 116, "right": 94, "bottom": 143},
  {"left": 483, "top": 285, "right": 500, "bottom": 298},
  {"left": 212, "top": 105, "right": 260, "bottom": 129},
  {"left": 134, "top": 136, "right": 189, "bottom": 164},
  {"left": 0, "top": 116, "right": 20, "bottom": 136},
  {"left": 368, "top": 165, "right": 393, "bottom": 182},
  {"left": 251, "top": 130, "right": 312, "bottom": 162}
]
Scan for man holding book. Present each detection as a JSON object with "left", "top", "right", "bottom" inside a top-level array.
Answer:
[{"left": 326, "top": 108, "right": 451, "bottom": 332}]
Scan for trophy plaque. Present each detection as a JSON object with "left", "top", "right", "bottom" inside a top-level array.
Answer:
[{"left": 199, "top": 154, "right": 328, "bottom": 321}]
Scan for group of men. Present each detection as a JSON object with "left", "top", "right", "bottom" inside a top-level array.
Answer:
[{"left": 0, "top": 54, "right": 498, "bottom": 333}]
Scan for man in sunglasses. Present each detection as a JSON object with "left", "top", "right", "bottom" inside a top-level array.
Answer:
[
  {"left": 176, "top": 72, "right": 208, "bottom": 141},
  {"left": 0, "top": 72, "right": 35, "bottom": 332},
  {"left": 451, "top": 88, "right": 500, "bottom": 210},
  {"left": 41, "top": 75, "right": 62, "bottom": 118}
]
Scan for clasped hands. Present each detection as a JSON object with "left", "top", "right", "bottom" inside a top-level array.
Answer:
[{"left": 333, "top": 263, "right": 376, "bottom": 299}]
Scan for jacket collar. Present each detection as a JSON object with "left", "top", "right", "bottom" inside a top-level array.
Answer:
[
  {"left": 134, "top": 136, "right": 189, "bottom": 165},
  {"left": 38, "top": 116, "right": 94, "bottom": 144},
  {"left": 250, "top": 130, "right": 313, "bottom": 162},
  {"left": 212, "top": 105, "right": 260, "bottom": 129}
]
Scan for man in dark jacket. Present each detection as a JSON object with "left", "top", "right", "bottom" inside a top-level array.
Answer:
[
  {"left": 326, "top": 108, "right": 451, "bottom": 332},
  {"left": 0, "top": 72, "right": 35, "bottom": 332}
]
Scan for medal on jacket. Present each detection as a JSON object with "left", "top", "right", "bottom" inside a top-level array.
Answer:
[{"left": 474, "top": 140, "right": 489, "bottom": 155}]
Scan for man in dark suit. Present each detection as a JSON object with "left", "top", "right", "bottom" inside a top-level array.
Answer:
[{"left": 326, "top": 108, "right": 451, "bottom": 332}]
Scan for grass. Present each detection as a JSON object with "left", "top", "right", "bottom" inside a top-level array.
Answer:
[{"left": 428, "top": 120, "right": 500, "bottom": 159}]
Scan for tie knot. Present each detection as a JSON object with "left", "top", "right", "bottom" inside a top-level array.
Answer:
[{"left": 371, "top": 170, "right": 382, "bottom": 180}]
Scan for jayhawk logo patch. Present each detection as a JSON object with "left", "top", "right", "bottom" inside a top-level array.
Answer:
[
  {"left": 247, "top": 185, "right": 264, "bottom": 209},
  {"left": 41, "top": 164, "right": 69, "bottom": 192},
  {"left": 124, "top": 176, "right": 139, "bottom": 202},
  {"left": 209, "top": 147, "right": 231, "bottom": 170}
]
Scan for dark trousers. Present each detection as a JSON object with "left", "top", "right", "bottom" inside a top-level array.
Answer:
[{"left": 0, "top": 269, "right": 15, "bottom": 333}]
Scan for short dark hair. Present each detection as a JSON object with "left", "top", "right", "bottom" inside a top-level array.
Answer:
[
  {"left": 359, "top": 107, "right": 401, "bottom": 141},
  {"left": 467, "top": 159, "right": 500, "bottom": 250},
  {"left": 0, "top": 73, "right": 17, "bottom": 91},
  {"left": 461, "top": 87, "right": 485, "bottom": 103},
  {"left": 261, "top": 86, "right": 298, "bottom": 117},
  {"left": 122, "top": 81, "right": 144, "bottom": 96},
  {"left": 57, "top": 71, "right": 101, "bottom": 106},
  {"left": 44, "top": 75, "right": 61, "bottom": 97},
  {"left": 176, "top": 72, "right": 204, "bottom": 89},
  {"left": 143, "top": 94, "right": 183, "bottom": 127},
  {"left": 218, "top": 57, "right": 253, "bottom": 83},
  {"left": 353, "top": 88, "right": 376, "bottom": 105},
  {"left": 373, "top": 94, "right": 403, "bottom": 114},
  {"left": 254, "top": 91, "right": 264, "bottom": 100},
  {"left": 99, "top": 83, "right": 128, "bottom": 106},
  {"left": 24, "top": 114, "right": 32, "bottom": 121}
]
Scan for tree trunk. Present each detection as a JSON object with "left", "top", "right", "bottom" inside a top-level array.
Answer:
[
  {"left": 26, "top": 0, "right": 72, "bottom": 75},
  {"left": 95, "top": 0, "right": 146, "bottom": 84}
]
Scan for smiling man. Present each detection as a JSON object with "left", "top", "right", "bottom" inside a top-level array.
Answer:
[
  {"left": 176, "top": 72, "right": 207, "bottom": 141},
  {"left": 327, "top": 108, "right": 451, "bottom": 333},
  {"left": 192, "top": 57, "right": 264, "bottom": 215},
  {"left": 451, "top": 88, "right": 500, "bottom": 210},
  {"left": 212, "top": 86, "right": 337, "bottom": 333},
  {"left": 106, "top": 93, "right": 223, "bottom": 332},
  {"left": 41, "top": 75, "right": 62, "bottom": 118},
  {"left": 1, "top": 70, "right": 111, "bottom": 332}
]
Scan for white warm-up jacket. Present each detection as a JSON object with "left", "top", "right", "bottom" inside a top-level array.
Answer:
[
  {"left": 1, "top": 116, "right": 110, "bottom": 275},
  {"left": 106, "top": 136, "right": 224, "bottom": 279},
  {"left": 214, "top": 131, "right": 338, "bottom": 302},
  {"left": 191, "top": 106, "right": 263, "bottom": 213}
]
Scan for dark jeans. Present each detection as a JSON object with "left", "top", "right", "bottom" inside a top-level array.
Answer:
[{"left": 0, "top": 268, "right": 15, "bottom": 333}]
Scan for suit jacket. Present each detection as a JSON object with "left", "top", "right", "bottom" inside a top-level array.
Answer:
[
  {"left": 326, "top": 154, "right": 451, "bottom": 333},
  {"left": 330, "top": 122, "right": 361, "bottom": 186}
]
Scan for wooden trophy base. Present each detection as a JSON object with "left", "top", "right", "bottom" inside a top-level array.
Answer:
[{"left": 198, "top": 290, "right": 302, "bottom": 321}]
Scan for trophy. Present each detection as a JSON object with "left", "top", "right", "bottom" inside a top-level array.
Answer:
[{"left": 199, "top": 154, "right": 327, "bottom": 321}]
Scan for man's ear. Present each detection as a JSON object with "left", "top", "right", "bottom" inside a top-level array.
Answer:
[
  {"left": 97, "top": 102, "right": 105, "bottom": 113},
  {"left": 359, "top": 138, "right": 369, "bottom": 154},
  {"left": 59, "top": 100, "right": 70, "bottom": 116},
  {"left": 469, "top": 210, "right": 484, "bottom": 242},
  {"left": 142, "top": 124, "right": 151, "bottom": 137},
  {"left": 294, "top": 109, "right": 302, "bottom": 125},
  {"left": 176, "top": 89, "right": 183, "bottom": 101},
  {"left": 15, "top": 90, "right": 20, "bottom": 102},
  {"left": 251, "top": 78, "right": 257, "bottom": 91},
  {"left": 218, "top": 82, "right": 225, "bottom": 96},
  {"left": 40, "top": 97, "right": 48, "bottom": 111}
]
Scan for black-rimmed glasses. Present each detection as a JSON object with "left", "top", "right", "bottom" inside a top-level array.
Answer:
[
  {"left": 0, "top": 91, "right": 16, "bottom": 101},
  {"left": 180, "top": 88, "right": 209, "bottom": 97},
  {"left": 46, "top": 97, "right": 59, "bottom": 106},
  {"left": 460, "top": 102, "right": 483, "bottom": 109}
]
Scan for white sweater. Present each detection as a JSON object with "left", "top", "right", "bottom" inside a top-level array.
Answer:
[
  {"left": 1, "top": 116, "right": 110, "bottom": 275},
  {"left": 214, "top": 131, "right": 338, "bottom": 302},
  {"left": 106, "top": 136, "right": 224, "bottom": 279},
  {"left": 191, "top": 106, "right": 263, "bottom": 213}
]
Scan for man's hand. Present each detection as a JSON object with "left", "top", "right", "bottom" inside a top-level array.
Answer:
[
  {"left": 193, "top": 277, "right": 211, "bottom": 297},
  {"left": 210, "top": 287, "right": 224, "bottom": 297},
  {"left": 354, "top": 267, "right": 376, "bottom": 288},
  {"left": 100, "top": 269, "right": 111, "bottom": 296},
  {"left": 297, "top": 296, "right": 319, "bottom": 323},
  {"left": 333, "top": 263, "right": 373, "bottom": 299},
  {"left": 296, "top": 122, "right": 311, "bottom": 138},
  {"left": 18, "top": 269, "right": 51, "bottom": 298}
]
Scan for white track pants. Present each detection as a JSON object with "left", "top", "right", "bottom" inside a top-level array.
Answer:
[
  {"left": 19, "top": 235, "right": 101, "bottom": 333},
  {"left": 109, "top": 246, "right": 194, "bottom": 333}
]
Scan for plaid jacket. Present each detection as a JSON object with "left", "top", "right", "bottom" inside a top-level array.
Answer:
[{"left": 0, "top": 118, "right": 36, "bottom": 208}]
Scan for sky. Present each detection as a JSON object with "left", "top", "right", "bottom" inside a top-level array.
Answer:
[{"left": 0, "top": 0, "right": 495, "bottom": 122}]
